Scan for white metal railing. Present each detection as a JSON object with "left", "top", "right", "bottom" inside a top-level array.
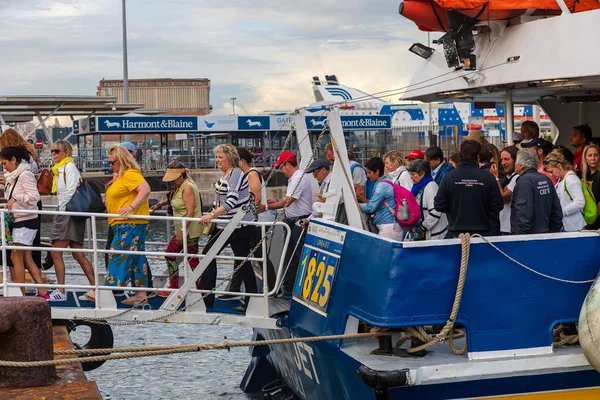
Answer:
[{"left": 0, "top": 208, "right": 292, "bottom": 324}]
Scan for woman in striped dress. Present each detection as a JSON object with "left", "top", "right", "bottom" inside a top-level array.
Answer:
[{"left": 198, "top": 144, "right": 257, "bottom": 311}]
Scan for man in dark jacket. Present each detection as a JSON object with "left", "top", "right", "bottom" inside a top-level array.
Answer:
[
  {"left": 511, "top": 150, "right": 563, "bottom": 234},
  {"left": 434, "top": 139, "right": 504, "bottom": 237},
  {"left": 425, "top": 146, "right": 454, "bottom": 185}
]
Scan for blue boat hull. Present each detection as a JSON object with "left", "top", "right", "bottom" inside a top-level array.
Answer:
[
  {"left": 242, "top": 221, "right": 600, "bottom": 399},
  {"left": 249, "top": 326, "right": 600, "bottom": 399}
]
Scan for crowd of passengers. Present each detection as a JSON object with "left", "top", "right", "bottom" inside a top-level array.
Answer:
[{"left": 1, "top": 121, "right": 597, "bottom": 309}]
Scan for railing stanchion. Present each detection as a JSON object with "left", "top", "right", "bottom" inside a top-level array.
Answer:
[
  {"left": 91, "top": 215, "right": 100, "bottom": 308},
  {"left": 182, "top": 221, "right": 188, "bottom": 291},
  {"left": 262, "top": 223, "right": 269, "bottom": 318},
  {"left": 1, "top": 211, "right": 7, "bottom": 296}
]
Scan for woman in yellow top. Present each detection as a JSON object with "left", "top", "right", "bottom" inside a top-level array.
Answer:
[
  {"left": 151, "top": 161, "right": 202, "bottom": 296},
  {"left": 105, "top": 145, "right": 151, "bottom": 305}
]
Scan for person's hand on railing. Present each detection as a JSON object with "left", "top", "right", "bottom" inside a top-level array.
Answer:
[
  {"left": 150, "top": 203, "right": 163, "bottom": 214},
  {"left": 5, "top": 198, "right": 15, "bottom": 210}
]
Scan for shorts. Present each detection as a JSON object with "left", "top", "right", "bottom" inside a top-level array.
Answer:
[{"left": 12, "top": 218, "right": 40, "bottom": 246}]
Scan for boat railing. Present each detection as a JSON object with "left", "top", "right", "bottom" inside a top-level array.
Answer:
[{"left": 0, "top": 207, "right": 292, "bottom": 327}]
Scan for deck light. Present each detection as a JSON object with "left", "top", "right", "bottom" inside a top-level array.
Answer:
[{"left": 409, "top": 43, "right": 434, "bottom": 60}]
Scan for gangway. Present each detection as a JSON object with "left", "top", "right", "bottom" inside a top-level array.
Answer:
[{"left": 0, "top": 108, "right": 361, "bottom": 330}]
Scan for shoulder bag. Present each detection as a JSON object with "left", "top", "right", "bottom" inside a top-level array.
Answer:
[
  {"left": 37, "top": 169, "right": 53, "bottom": 195},
  {"left": 66, "top": 179, "right": 106, "bottom": 222}
]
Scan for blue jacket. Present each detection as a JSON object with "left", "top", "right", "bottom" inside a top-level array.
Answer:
[
  {"left": 433, "top": 161, "right": 454, "bottom": 186},
  {"left": 360, "top": 177, "right": 397, "bottom": 225}
]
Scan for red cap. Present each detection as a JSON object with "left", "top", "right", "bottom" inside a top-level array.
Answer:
[
  {"left": 406, "top": 149, "right": 425, "bottom": 160},
  {"left": 273, "top": 151, "right": 297, "bottom": 168}
]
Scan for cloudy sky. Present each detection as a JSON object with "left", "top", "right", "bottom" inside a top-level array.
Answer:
[{"left": 0, "top": 0, "right": 429, "bottom": 115}]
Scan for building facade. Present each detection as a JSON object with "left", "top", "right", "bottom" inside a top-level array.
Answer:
[{"left": 96, "top": 78, "right": 211, "bottom": 115}]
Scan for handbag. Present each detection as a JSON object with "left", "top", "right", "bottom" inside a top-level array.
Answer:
[
  {"left": 4, "top": 175, "right": 20, "bottom": 244},
  {"left": 66, "top": 180, "right": 106, "bottom": 222},
  {"left": 37, "top": 169, "right": 53, "bottom": 195},
  {"left": 202, "top": 175, "right": 228, "bottom": 236}
]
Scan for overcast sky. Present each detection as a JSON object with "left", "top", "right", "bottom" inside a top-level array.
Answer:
[{"left": 0, "top": 0, "right": 429, "bottom": 115}]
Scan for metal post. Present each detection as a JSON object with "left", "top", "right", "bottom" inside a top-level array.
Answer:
[
  {"left": 505, "top": 90, "right": 514, "bottom": 145},
  {"left": 122, "top": 0, "right": 130, "bottom": 142},
  {"left": 1, "top": 211, "right": 7, "bottom": 296},
  {"left": 122, "top": 0, "right": 129, "bottom": 104},
  {"left": 231, "top": 97, "right": 237, "bottom": 115},
  {"left": 262, "top": 224, "right": 269, "bottom": 318},
  {"left": 182, "top": 218, "right": 189, "bottom": 288},
  {"left": 91, "top": 216, "right": 99, "bottom": 308},
  {"left": 427, "top": 32, "right": 433, "bottom": 148}
]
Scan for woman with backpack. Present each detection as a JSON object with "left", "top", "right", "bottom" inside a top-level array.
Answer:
[
  {"left": 358, "top": 157, "right": 403, "bottom": 241},
  {"left": 582, "top": 144, "right": 600, "bottom": 229},
  {"left": 544, "top": 150, "right": 586, "bottom": 232},
  {"left": 407, "top": 160, "right": 448, "bottom": 240}
]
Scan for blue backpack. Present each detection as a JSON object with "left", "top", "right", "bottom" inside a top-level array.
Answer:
[{"left": 350, "top": 163, "right": 375, "bottom": 199}]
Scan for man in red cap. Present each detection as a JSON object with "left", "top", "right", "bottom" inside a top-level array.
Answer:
[
  {"left": 267, "top": 151, "right": 314, "bottom": 295},
  {"left": 406, "top": 149, "right": 425, "bottom": 161}
]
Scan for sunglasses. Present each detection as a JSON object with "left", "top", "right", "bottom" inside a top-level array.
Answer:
[
  {"left": 543, "top": 159, "right": 557, "bottom": 166},
  {"left": 108, "top": 160, "right": 118, "bottom": 166},
  {"left": 51, "top": 149, "right": 62, "bottom": 154}
]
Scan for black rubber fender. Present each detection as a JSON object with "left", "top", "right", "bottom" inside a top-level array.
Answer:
[{"left": 68, "top": 319, "right": 114, "bottom": 371}]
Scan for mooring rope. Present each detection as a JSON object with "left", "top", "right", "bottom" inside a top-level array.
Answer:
[
  {"left": 402, "top": 233, "right": 471, "bottom": 355},
  {"left": 0, "top": 331, "right": 389, "bottom": 368}
]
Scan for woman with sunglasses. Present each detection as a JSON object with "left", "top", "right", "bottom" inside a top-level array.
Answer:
[
  {"left": 544, "top": 150, "right": 586, "bottom": 232},
  {"left": 105, "top": 145, "right": 151, "bottom": 305},
  {"left": 48, "top": 140, "right": 96, "bottom": 302}
]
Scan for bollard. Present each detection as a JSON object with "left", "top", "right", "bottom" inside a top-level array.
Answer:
[{"left": 0, "top": 297, "right": 56, "bottom": 388}]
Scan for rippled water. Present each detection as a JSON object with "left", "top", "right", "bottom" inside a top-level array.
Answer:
[{"left": 42, "top": 217, "right": 266, "bottom": 400}]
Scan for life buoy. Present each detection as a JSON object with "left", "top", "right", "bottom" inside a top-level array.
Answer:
[{"left": 68, "top": 319, "right": 114, "bottom": 372}]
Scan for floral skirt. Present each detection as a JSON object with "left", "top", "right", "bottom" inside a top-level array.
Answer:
[{"left": 104, "top": 224, "right": 149, "bottom": 288}]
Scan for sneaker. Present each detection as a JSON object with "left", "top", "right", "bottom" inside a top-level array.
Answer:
[
  {"left": 218, "top": 294, "right": 243, "bottom": 301},
  {"left": 157, "top": 291, "right": 171, "bottom": 298},
  {"left": 37, "top": 292, "right": 50, "bottom": 301},
  {"left": 48, "top": 290, "right": 68, "bottom": 302}
]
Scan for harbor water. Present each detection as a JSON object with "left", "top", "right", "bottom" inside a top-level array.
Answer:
[{"left": 41, "top": 216, "right": 264, "bottom": 399}]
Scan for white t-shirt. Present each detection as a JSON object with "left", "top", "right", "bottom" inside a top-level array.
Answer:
[
  {"left": 350, "top": 161, "right": 367, "bottom": 188},
  {"left": 499, "top": 173, "right": 518, "bottom": 234},
  {"left": 285, "top": 169, "right": 314, "bottom": 218}
]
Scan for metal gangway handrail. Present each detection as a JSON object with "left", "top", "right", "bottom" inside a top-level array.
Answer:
[{"left": 0, "top": 207, "right": 292, "bottom": 329}]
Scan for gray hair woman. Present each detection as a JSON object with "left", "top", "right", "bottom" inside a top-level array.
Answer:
[
  {"left": 407, "top": 159, "right": 448, "bottom": 240},
  {"left": 197, "top": 144, "right": 257, "bottom": 311},
  {"left": 49, "top": 140, "right": 96, "bottom": 302}
]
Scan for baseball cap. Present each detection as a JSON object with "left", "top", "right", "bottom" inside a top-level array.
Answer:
[
  {"left": 306, "top": 159, "right": 330, "bottom": 173},
  {"left": 119, "top": 142, "right": 136, "bottom": 153},
  {"left": 406, "top": 149, "right": 425, "bottom": 160},
  {"left": 273, "top": 151, "right": 297, "bottom": 168},
  {"left": 521, "top": 138, "right": 547, "bottom": 149}
]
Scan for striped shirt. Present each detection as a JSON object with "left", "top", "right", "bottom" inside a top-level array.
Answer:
[{"left": 213, "top": 167, "right": 255, "bottom": 223}]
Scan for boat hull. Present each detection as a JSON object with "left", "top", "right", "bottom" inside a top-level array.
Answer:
[{"left": 249, "top": 326, "right": 600, "bottom": 399}]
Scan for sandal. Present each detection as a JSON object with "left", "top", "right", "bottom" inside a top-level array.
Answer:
[
  {"left": 121, "top": 297, "right": 148, "bottom": 306},
  {"left": 84, "top": 291, "right": 96, "bottom": 301}
]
